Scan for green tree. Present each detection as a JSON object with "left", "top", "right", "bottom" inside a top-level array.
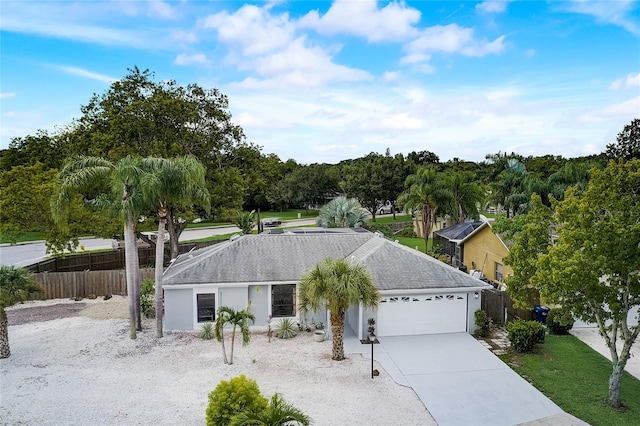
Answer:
[
  {"left": 299, "top": 258, "right": 379, "bottom": 361},
  {"left": 606, "top": 118, "right": 640, "bottom": 160},
  {"left": 229, "top": 393, "right": 311, "bottom": 426},
  {"left": 54, "top": 156, "right": 147, "bottom": 339},
  {"left": 502, "top": 194, "right": 553, "bottom": 308},
  {"left": 520, "top": 160, "right": 639, "bottom": 407},
  {"left": 316, "top": 196, "right": 368, "bottom": 228},
  {"left": 0, "top": 130, "right": 63, "bottom": 172},
  {"left": 206, "top": 375, "right": 268, "bottom": 426},
  {"left": 140, "top": 156, "right": 209, "bottom": 337},
  {"left": 397, "top": 167, "right": 452, "bottom": 253},
  {"left": 0, "top": 266, "right": 42, "bottom": 358},
  {"left": 214, "top": 306, "right": 256, "bottom": 365}
]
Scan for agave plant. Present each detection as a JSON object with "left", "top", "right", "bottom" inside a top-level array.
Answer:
[
  {"left": 274, "top": 318, "right": 298, "bottom": 339},
  {"left": 316, "top": 196, "right": 368, "bottom": 228}
]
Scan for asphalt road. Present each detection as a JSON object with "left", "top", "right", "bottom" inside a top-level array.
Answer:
[{"left": 0, "top": 218, "right": 317, "bottom": 267}]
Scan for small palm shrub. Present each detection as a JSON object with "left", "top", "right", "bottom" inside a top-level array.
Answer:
[
  {"left": 140, "top": 278, "right": 155, "bottom": 318},
  {"left": 206, "top": 375, "right": 267, "bottom": 426},
  {"left": 506, "top": 320, "right": 545, "bottom": 353},
  {"left": 275, "top": 318, "right": 298, "bottom": 339},
  {"left": 200, "top": 322, "right": 215, "bottom": 340},
  {"left": 546, "top": 308, "right": 574, "bottom": 335},
  {"left": 229, "top": 393, "right": 311, "bottom": 426}
]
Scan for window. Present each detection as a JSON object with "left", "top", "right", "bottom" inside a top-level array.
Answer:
[
  {"left": 272, "top": 284, "right": 296, "bottom": 317},
  {"left": 197, "top": 293, "right": 216, "bottom": 323},
  {"left": 495, "top": 262, "right": 503, "bottom": 282}
]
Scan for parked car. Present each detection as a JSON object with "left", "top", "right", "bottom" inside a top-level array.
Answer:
[
  {"left": 262, "top": 218, "right": 282, "bottom": 227},
  {"left": 378, "top": 205, "right": 401, "bottom": 215}
]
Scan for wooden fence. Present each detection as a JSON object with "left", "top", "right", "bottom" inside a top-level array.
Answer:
[
  {"left": 26, "top": 240, "right": 223, "bottom": 273},
  {"left": 481, "top": 289, "right": 536, "bottom": 325},
  {"left": 32, "top": 269, "right": 155, "bottom": 299}
]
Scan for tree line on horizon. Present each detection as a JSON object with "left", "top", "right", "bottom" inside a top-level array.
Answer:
[{"left": 1, "top": 67, "right": 638, "bottom": 250}]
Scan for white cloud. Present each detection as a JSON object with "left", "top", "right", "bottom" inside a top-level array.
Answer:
[
  {"left": 610, "top": 72, "right": 640, "bottom": 91},
  {"left": 298, "top": 0, "right": 421, "bottom": 42},
  {"left": 564, "top": 0, "right": 639, "bottom": 35},
  {"left": 0, "top": 93, "right": 16, "bottom": 99},
  {"left": 174, "top": 53, "right": 209, "bottom": 66},
  {"left": 52, "top": 65, "right": 117, "bottom": 83},
  {"left": 601, "top": 96, "right": 640, "bottom": 117},
  {"left": 200, "top": 5, "right": 294, "bottom": 56},
  {"left": 476, "top": 1, "right": 510, "bottom": 14},
  {"left": 148, "top": 1, "right": 174, "bottom": 20},
  {"left": 402, "top": 24, "right": 506, "bottom": 64},
  {"left": 201, "top": 5, "right": 371, "bottom": 89}
]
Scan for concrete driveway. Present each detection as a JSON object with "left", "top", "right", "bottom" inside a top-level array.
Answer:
[{"left": 346, "top": 333, "right": 585, "bottom": 426}]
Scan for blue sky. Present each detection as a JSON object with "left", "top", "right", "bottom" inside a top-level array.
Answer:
[{"left": 1, "top": 0, "right": 639, "bottom": 165}]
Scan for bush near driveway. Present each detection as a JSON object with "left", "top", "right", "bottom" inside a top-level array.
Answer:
[{"left": 506, "top": 320, "right": 545, "bottom": 352}]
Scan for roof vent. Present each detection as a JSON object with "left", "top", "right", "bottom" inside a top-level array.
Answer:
[
  {"left": 374, "top": 231, "right": 384, "bottom": 238},
  {"left": 230, "top": 234, "right": 241, "bottom": 242}
]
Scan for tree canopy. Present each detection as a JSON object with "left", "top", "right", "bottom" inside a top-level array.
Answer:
[{"left": 506, "top": 159, "right": 640, "bottom": 408}]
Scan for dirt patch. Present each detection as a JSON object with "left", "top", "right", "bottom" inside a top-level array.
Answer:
[{"left": 7, "top": 302, "right": 87, "bottom": 325}]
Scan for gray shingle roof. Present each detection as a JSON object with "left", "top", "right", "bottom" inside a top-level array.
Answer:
[{"left": 163, "top": 229, "right": 490, "bottom": 291}]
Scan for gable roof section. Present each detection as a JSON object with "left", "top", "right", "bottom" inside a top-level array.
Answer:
[{"left": 163, "top": 229, "right": 490, "bottom": 291}]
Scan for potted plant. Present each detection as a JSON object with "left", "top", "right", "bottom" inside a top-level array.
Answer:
[{"left": 313, "top": 322, "right": 325, "bottom": 342}]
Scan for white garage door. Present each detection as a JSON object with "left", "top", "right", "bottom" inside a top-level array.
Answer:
[{"left": 377, "top": 293, "right": 468, "bottom": 336}]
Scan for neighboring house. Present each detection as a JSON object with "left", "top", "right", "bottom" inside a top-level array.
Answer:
[
  {"left": 412, "top": 213, "right": 456, "bottom": 238},
  {"left": 162, "top": 228, "right": 491, "bottom": 339},
  {"left": 458, "top": 222, "right": 513, "bottom": 285},
  {"left": 433, "top": 221, "right": 484, "bottom": 267}
]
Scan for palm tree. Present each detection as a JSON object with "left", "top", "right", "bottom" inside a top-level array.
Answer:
[
  {"left": 139, "top": 156, "right": 209, "bottom": 338},
  {"left": 397, "top": 167, "right": 452, "bottom": 253},
  {"left": 214, "top": 306, "right": 256, "bottom": 365},
  {"left": 316, "top": 196, "right": 368, "bottom": 228},
  {"left": 229, "top": 393, "right": 311, "bottom": 426},
  {"left": 54, "top": 156, "right": 146, "bottom": 339},
  {"left": 299, "top": 258, "right": 379, "bottom": 361},
  {"left": 443, "top": 171, "right": 484, "bottom": 223},
  {"left": 0, "top": 265, "right": 42, "bottom": 358}
]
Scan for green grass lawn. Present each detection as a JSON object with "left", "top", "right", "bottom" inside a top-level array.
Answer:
[
  {"left": 394, "top": 236, "right": 431, "bottom": 253},
  {"left": 0, "top": 230, "right": 47, "bottom": 244},
  {"left": 373, "top": 214, "right": 412, "bottom": 224},
  {"left": 500, "top": 334, "right": 640, "bottom": 426}
]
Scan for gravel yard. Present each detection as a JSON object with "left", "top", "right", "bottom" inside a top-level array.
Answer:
[{"left": 1, "top": 297, "right": 435, "bottom": 425}]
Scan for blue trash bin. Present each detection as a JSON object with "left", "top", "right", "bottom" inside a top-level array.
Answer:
[{"left": 533, "top": 305, "right": 550, "bottom": 324}]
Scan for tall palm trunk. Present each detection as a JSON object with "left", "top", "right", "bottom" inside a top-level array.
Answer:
[
  {"left": 124, "top": 214, "right": 137, "bottom": 340},
  {"left": 421, "top": 203, "right": 433, "bottom": 254},
  {"left": 0, "top": 309, "right": 10, "bottom": 358},
  {"left": 154, "top": 204, "right": 167, "bottom": 338},
  {"left": 330, "top": 311, "right": 346, "bottom": 361},
  {"left": 220, "top": 329, "right": 229, "bottom": 364},
  {"left": 230, "top": 325, "right": 237, "bottom": 365}
]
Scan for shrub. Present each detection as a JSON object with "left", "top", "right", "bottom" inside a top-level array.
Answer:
[
  {"left": 363, "top": 222, "right": 394, "bottom": 238},
  {"left": 200, "top": 322, "right": 215, "bottom": 340},
  {"left": 546, "top": 308, "right": 574, "bottom": 335},
  {"left": 506, "top": 320, "right": 546, "bottom": 353},
  {"left": 474, "top": 309, "right": 493, "bottom": 337},
  {"left": 140, "top": 278, "right": 155, "bottom": 318},
  {"left": 205, "top": 375, "right": 267, "bottom": 426},
  {"left": 399, "top": 223, "right": 416, "bottom": 237},
  {"left": 274, "top": 318, "right": 298, "bottom": 339}
]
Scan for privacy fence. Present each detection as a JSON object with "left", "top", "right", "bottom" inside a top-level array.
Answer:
[
  {"left": 481, "top": 289, "right": 536, "bottom": 325},
  {"left": 26, "top": 240, "right": 223, "bottom": 273},
  {"left": 32, "top": 269, "right": 155, "bottom": 300}
]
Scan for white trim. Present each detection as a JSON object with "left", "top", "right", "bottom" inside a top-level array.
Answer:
[
  {"left": 164, "top": 281, "right": 296, "bottom": 291},
  {"left": 358, "top": 302, "right": 364, "bottom": 341},
  {"left": 380, "top": 287, "right": 488, "bottom": 296}
]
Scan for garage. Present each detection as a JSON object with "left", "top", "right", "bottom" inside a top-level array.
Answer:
[{"left": 377, "top": 293, "right": 468, "bottom": 336}]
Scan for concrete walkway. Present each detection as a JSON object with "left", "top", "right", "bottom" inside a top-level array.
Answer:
[{"left": 345, "top": 332, "right": 587, "bottom": 426}]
